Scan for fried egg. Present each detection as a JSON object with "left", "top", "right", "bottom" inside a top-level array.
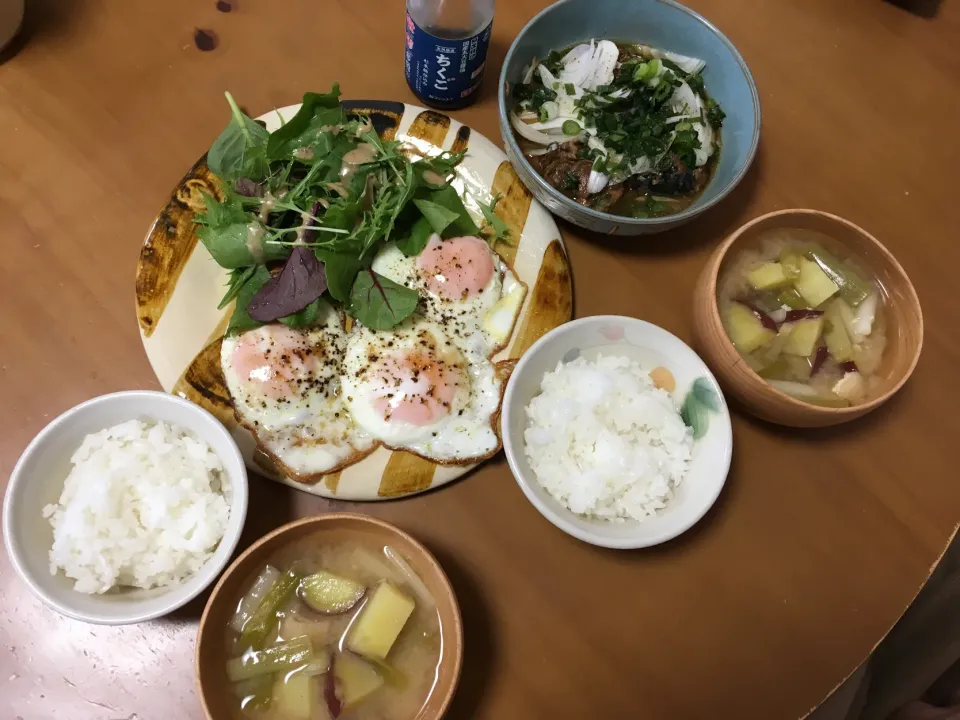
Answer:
[
  {"left": 340, "top": 317, "right": 502, "bottom": 461},
  {"left": 221, "top": 302, "right": 377, "bottom": 478},
  {"left": 372, "top": 234, "right": 527, "bottom": 355}
]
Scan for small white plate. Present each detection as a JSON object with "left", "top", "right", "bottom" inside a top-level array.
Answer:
[
  {"left": 2, "top": 391, "right": 248, "bottom": 624},
  {"left": 501, "top": 316, "right": 733, "bottom": 549}
]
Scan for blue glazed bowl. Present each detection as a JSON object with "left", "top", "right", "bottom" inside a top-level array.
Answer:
[{"left": 498, "top": 0, "right": 761, "bottom": 235}]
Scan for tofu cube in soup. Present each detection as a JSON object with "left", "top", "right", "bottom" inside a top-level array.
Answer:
[{"left": 347, "top": 582, "right": 416, "bottom": 660}]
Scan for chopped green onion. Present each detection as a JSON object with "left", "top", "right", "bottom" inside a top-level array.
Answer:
[
  {"left": 561, "top": 120, "right": 582, "bottom": 136},
  {"left": 538, "top": 105, "right": 549, "bottom": 122},
  {"left": 238, "top": 571, "right": 300, "bottom": 650},
  {"left": 648, "top": 58, "right": 662, "bottom": 76},
  {"left": 227, "top": 636, "right": 321, "bottom": 682},
  {"left": 633, "top": 63, "right": 651, "bottom": 82},
  {"left": 676, "top": 121, "right": 692, "bottom": 131},
  {"left": 805, "top": 247, "right": 871, "bottom": 307},
  {"left": 564, "top": 83, "right": 576, "bottom": 95}
]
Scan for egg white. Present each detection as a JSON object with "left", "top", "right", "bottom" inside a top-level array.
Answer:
[
  {"left": 340, "top": 317, "right": 502, "bottom": 462},
  {"left": 371, "top": 237, "right": 526, "bottom": 358},
  {"left": 221, "top": 302, "right": 377, "bottom": 478}
]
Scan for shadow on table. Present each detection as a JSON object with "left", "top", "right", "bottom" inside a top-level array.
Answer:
[
  {"left": 562, "top": 140, "right": 767, "bottom": 257},
  {"left": 0, "top": 0, "right": 81, "bottom": 64},
  {"left": 884, "top": 0, "right": 942, "bottom": 19},
  {"left": 736, "top": 378, "right": 908, "bottom": 445},
  {"left": 164, "top": 472, "right": 297, "bottom": 622},
  {"left": 481, "top": 37, "right": 511, "bottom": 103},
  {"left": 622, "top": 378, "right": 912, "bottom": 560},
  {"left": 430, "top": 546, "right": 496, "bottom": 720}
]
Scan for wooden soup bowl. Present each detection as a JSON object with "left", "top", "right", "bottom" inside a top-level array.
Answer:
[
  {"left": 196, "top": 513, "right": 463, "bottom": 719},
  {"left": 692, "top": 209, "right": 923, "bottom": 427}
]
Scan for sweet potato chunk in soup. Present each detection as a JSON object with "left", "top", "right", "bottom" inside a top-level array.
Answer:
[{"left": 224, "top": 535, "right": 443, "bottom": 719}]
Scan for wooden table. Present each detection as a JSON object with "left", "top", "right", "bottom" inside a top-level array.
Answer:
[{"left": 1, "top": 1, "right": 958, "bottom": 718}]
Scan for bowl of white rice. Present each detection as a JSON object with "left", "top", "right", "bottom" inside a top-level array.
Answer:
[
  {"left": 502, "top": 316, "right": 732, "bottom": 549},
  {"left": 2, "top": 391, "right": 248, "bottom": 624}
]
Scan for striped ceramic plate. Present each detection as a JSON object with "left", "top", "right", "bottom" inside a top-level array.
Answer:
[{"left": 135, "top": 101, "right": 572, "bottom": 500}]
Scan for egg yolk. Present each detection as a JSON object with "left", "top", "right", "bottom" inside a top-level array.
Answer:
[
  {"left": 416, "top": 235, "right": 495, "bottom": 301},
  {"left": 366, "top": 344, "right": 466, "bottom": 426},
  {"left": 229, "top": 325, "right": 325, "bottom": 400}
]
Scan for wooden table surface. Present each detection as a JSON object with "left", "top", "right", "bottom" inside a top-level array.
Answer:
[{"left": 1, "top": 1, "right": 958, "bottom": 718}]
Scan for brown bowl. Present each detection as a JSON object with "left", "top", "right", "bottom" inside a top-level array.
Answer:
[
  {"left": 195, "top": 513, "right": 463, "bottom": 720},
  {"left": 692, "top": 209, "right": 923, "bottom": 427}
]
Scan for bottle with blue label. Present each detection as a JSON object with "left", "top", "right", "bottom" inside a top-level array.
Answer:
[{"left": 405, "top": 0, "right": 494, "bottom": 110}]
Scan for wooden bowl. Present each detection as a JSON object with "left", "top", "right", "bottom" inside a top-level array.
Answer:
[
  {"left": 692, "top": 209, "right": 923, "bottom": 427},
  {"left": 195, "top": 514, "right": 463, "bottom": 720}
]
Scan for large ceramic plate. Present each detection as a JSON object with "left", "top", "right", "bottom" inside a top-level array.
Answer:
[{"left": 136, "top": 101, "right": 572, "bottom": 500}]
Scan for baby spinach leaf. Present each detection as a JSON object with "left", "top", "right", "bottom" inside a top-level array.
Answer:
[
  {"left": 267, "top": 85, "right": 342, "bottom": 160},
  {"left": 208, "top": 92, "right": 269, "bottom": 179},
  {"left": 226, "top": 265, "right": 272, "bottom": 335},
  {"left": 414, "top": 184, "right": 480, "bottom": 237},
  {"left": 195, "top": 191, "right": 289, "bottom": 268},
  {"left": 313, "top": 248, "right": 364, "bottom": 302},
  {"left": 197, "top": 222, "right": 257, "bottom": 269},
  {"left": 278, "top": 297, "right": 322, "bottom": 328},
  {"left": 288, "top": 127, "right": 336, "bottom": 163},
  {"left": 348, "top": 270, "right": 418, "bottom": 330},
  {"left": 396, "top": 216, "right": 433, "bottom": 257},
  {"left": 412, "top": 199, "right": 460, "bottom": 235}
]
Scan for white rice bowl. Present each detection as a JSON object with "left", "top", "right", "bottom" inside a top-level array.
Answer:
[
  {"left": 523, "top": 355, "right": 692, "bottom": 521},
  {"left": 42, "top": 419, "right": 231, "bottom": 594}
]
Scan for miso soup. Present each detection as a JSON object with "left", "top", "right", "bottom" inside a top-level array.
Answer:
[
  {"left": 225, "top": 536, "right": 443, "bottom": 719},
  {"left": 718, "top": 229, "right": 888, "bottom": 407}
]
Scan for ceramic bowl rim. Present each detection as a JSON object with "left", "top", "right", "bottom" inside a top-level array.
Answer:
[
  {"left": 194, "top": 512, "right": 464, "bottom": 720},
  {"left": 501, "top": 315, "right": 732, "bottom": 549},
  {"left": 1, "top": 390, "right": 249, "bottom": 625},
  {"left": 704, "top": 208, "right": 924, "bottom": 416},
  {"left": 497, "top": 0, "right": 762, "bottom": 227}
]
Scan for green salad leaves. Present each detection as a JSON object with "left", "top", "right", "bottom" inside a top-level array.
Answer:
[{"left": 195, "top": 87, "right": 497, "bottom": 334}]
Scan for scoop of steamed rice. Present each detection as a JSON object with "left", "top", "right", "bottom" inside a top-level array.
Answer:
[
  {"left": 523, "top": 355, "right": 692, "bottom": 521},
  {"left": 42, "top": 419, "right": 230, "bottom": 594}
]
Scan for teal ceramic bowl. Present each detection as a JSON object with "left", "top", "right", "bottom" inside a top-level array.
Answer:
[{"left": 498, "top": 0, "right": 760, "bottom": 235}]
